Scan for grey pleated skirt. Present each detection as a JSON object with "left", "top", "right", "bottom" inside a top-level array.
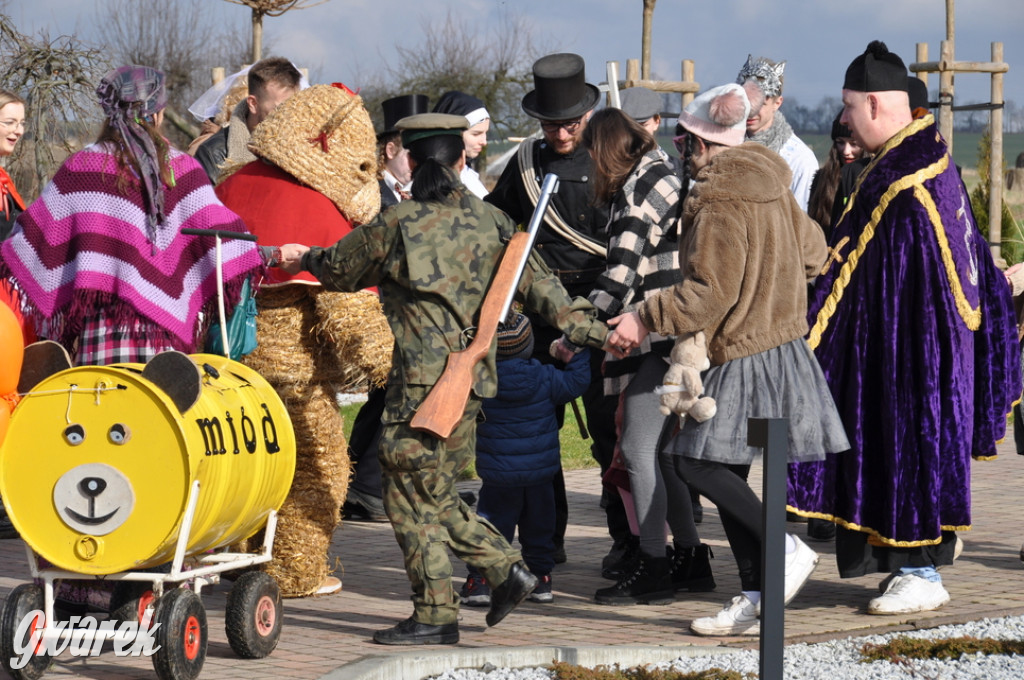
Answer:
[{"left": 666, "top": 337, "right": 849, "bottom": 465}]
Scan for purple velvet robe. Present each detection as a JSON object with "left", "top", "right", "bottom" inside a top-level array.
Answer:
[{"left": 787, "top": 115, "right": 1020, "bottom": 547}]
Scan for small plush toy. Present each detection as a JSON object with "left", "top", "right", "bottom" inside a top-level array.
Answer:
[{"left": 657, "top": 331, "right": 717, "bottom": 423}]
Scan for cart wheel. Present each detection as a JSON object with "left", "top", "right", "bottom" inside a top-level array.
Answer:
[
  {"left": 151, "top": 588, "right": 206, "bottom": 680},
  {"left": 0, "top": 584, "right": 53, "bottom": 680},
  {"left": 108, "top": 582, "right": 157, "bottom": 624},
  {"left": 225, "top": 571, "right": 282, "bottom": 659}
]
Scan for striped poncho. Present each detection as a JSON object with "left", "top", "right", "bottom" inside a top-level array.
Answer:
[{"left": 0, "top": 143, "right": 262, "bottom": 356}]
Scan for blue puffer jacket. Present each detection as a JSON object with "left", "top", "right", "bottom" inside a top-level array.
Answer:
[{"left": 475, "top": 351, "right": 590, "bottom": 487}]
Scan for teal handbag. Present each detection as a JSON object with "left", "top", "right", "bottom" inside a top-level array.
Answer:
[{"left": 206, "top": 277, "right": 258, "bottom": 360}]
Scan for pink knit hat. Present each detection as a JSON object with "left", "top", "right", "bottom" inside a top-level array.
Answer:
[{"left": 677, "top": 83, "right": 750, "bottom": 147}]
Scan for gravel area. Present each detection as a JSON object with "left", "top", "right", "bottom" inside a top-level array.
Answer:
[{"left": 425, "top": 615, "right": 1024, "bottom": 680}]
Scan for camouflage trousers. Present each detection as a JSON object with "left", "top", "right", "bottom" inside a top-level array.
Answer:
[{"left": 380, "top": 392, "right": 522, "bottom": 625}]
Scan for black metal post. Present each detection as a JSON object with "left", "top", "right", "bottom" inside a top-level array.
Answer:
[{"left": 747, "top": 417, "right": 788, "bottom": 680}]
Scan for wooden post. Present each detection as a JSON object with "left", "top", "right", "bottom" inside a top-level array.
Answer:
[
  {"left": 990, "top": 41, "right": 1005, "bottom": 259},
  {"left": 626, "top": 59, "right": 640, "bottom": 87},
  {"left": 211, "top": 67, "right": 226, "bottom": 87},
  {"left": 641, "top": 0, "right": 656, "bottom": 81},
  {"left": 915, "top": 43, "right": 929, "bottom": 92},
  {"left": 939, "top": 40, "right": 955, "bottom": 155},
  {"left": 682, "top": 60, "right": 696, "bottom": 109}
]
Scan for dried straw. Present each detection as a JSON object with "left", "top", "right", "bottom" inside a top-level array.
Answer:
[
  {"left": 248, "top": 84, "right": 380, "bottom": 224},
  {"left": 261, "top": 382, "right": 348, "bottom": 597},
  {"left": 240, "top": 287, "right": 379, "bottom": 597},
  {"left": 314, "top": 290, "right": 392, "bottom": 389}
]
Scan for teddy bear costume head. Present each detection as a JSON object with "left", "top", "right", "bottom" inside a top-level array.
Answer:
[{"left": 658, "top": 331, "right": 717, "bottom": 423}]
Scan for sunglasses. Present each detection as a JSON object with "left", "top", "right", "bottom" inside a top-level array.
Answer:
[
  {"left": 672, "top": 133, "right": 688, "bottom": 155},
  {"left": 540, "top": 118, "right": 583, "bottom": 134}
]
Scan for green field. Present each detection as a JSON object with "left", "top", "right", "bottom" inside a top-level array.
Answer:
[
  {"left": 339, "top": 399, "right": 598, "bottom": 478},
  {"left": 654, "top": 132, "right": 1024, "bottom": 172}
]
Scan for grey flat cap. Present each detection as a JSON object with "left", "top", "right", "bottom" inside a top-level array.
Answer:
[{"left": 619, "top": 87, "right": 662, "bottom": 122}]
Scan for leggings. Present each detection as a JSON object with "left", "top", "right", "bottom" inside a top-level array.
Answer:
[
  {"left": 620, "top": 353, "right": 699, "bottom": 556},
  {"left": 674, "top": 457, "right": 761, "bottom": 591}
]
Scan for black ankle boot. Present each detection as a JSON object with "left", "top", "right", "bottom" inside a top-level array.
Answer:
[
  {"left": 671, "top": 543, "right": 716, "bottom": 592},
  {"left": 601, "top": 535, "right": 640, "bottom": 580},
  {"left": 594, "top": 553, "right": 674, "bottom": 605}
]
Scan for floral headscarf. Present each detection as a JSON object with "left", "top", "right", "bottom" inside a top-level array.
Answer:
[{"left": 95, "top": 65, "right": 168, "bottom": 238}]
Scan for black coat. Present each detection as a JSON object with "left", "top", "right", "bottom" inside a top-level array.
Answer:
[{"left": 485, "top": 139, "right": 608, "bottom": 297}]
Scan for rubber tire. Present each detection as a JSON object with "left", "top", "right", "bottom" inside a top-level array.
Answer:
[
  {"left": 0, "top": 584, "right": 53, "bottom": 680},
  {"left": 108, "top": 582, "right": 157, "bottom": 624},
  {"left": 225, "top": 571, "right": 282, "bottom": 659},
  {"left": 151, "top": 588, "right": 207, "bottom": 680}
]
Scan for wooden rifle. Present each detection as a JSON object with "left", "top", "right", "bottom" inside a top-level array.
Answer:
[{"left": 409, "top": 173, "right": 560, "bottom": 440}]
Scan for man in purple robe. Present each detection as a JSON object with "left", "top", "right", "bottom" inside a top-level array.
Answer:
[{"left": 788, "top": 41, "right": 1020, "bottom": 615}]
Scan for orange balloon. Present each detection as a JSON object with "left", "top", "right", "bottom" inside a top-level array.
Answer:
[{"left": 0, "top": 302, "right": 22, "bottom": 395}]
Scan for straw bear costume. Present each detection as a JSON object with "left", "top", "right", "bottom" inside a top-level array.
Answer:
[{"left": 216, "top": 83, "right": 391, "bottom": 597}]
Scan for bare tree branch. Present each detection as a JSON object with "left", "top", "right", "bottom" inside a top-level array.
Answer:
[
  {"left": 0, "top": 14, "right": 109, "bottom": 199},
  {"left": 222, "top": 0, "right": 331, "bottom": 61},
  {"left": 363, "top": 8, "right": 550, "bottom": 148},
  {"left": 94, "top": 0, "right": 250, "bottom": 147}
]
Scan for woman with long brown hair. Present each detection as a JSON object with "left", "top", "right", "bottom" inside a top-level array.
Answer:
[{"left": 581, "top": 107, "right": 714, "bottom": 607}]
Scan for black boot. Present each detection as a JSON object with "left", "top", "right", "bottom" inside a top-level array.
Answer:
[
  {"left": 486, "top": 561, "right": 538, "bottom": 627},
  {"left": 372, "top": 616, "right": 459, "bottom": 645},
  {"left": 601, "top": 534, "right": 640, "bottom": 580},
  {"left": 671, "top": 543, "right": 716, "bottom": 592},
  {"left": 594, "top": 553, "right": 674, "bottom": 605}
]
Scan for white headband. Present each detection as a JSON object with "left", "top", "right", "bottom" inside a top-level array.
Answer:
[{"left": 464, "top": 107, "right": 490, "bottom": 127}]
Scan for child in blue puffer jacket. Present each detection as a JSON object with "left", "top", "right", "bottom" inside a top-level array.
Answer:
[{"left": 459, "top": 313, "right": 590, "bottom": 606}]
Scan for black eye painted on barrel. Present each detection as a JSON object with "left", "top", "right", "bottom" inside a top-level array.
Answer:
[
  {"left": 63, "top": 424, "right": 86, "bottom": 446},
  {"left": 108, "top": 423, "right": 131, "bottom": 445}
]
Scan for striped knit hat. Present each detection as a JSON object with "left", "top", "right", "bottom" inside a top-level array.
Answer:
[{"left": 496, "top": 313, "right": 534, "bottom": 360}]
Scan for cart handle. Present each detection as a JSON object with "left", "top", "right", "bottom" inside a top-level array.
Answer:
[{"left": 181, "top": 228, "right": 258, "bottom": 241}]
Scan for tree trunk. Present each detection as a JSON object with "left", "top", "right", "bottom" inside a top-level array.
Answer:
[
  {"left": 251, "top": 11, "right": 263, "bottom": 63},
  {"left": 641, "top": 0, "right": 656, "bottom": 80}
]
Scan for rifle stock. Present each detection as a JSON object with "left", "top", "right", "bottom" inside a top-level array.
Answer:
[
  {"left": 409, "top": 173, "right": 559, "bottom": 440},
  {"left": 409, "top": 233, "right": 530, "bottom": 439}
]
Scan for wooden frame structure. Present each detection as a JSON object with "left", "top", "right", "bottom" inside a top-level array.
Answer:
[
  {"left": 909, "top": 0, "right": 1010, "bottom": 256},
  {"left": 604, "top": 58, "right": 699, "bottom": 116}
]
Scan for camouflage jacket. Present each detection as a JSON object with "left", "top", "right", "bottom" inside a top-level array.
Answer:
[{"left": 302, "top": 184, "right": 608, "bottom": 422}]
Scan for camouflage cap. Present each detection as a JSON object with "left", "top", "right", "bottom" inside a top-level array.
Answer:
[{"left": 396, "top": 113, "right": 467, "bottom": 146}]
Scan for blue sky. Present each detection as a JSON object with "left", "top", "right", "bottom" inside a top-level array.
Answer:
[{"left": 9, "top": 0, "right": 1023, "bottom": 110}]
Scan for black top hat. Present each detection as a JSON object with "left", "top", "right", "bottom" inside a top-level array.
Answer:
[
  {"left": 380, "top": 94, "right": 429, "bottom": 136},
  {"left": 521, "top": 53, "right": 600, "bottom": 121}
]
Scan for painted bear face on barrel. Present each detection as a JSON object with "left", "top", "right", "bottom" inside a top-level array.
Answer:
[{"left": 0, "top": 344, "right": 205, "bottom": 568}]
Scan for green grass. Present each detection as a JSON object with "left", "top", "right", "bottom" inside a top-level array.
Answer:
[{"left": 339, "top": 397, "right": 599, "bottom": 480}]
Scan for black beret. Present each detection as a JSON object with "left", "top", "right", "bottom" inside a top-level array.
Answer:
[{"left": 843, "top": 41, "right": 908, "bottom": 93}]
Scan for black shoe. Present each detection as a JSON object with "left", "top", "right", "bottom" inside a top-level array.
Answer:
[
  {"left": 553, "top": 544, "right": 567, "bottom": 564},
  {"left": 342, "top": 489, "right": 388, "bottom": 522},
  {"left": 670, "top": 543, "right": 716, "bottom": 592},
  {"left": 486, "top": 562, "right": 537, "bottom": 627},
  {"left": 595, "top": 554, "right": 674, "bottom": 605},
  {"left": 372, "top": 616, "right": 459, "bottom": 645},
  {"left": 806, "top": 518, "right": 836, "bottom": 542},
  {"left": 458, "top": 490, "right": 477, "bottom": 507},
  {"left": 601, "top": 536, "right": 640, "bottom": 580}
]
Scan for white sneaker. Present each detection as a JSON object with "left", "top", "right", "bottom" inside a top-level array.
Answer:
[
  {"left": 690, "top": 595, "right": 760, "bottom": 636},
  {"left": 868, "top": 574, "right": 950, "bottom": 615},
  {"left": 783, "top": 535, "right": 819, "bottom": 605},
  {"left": 878, "top": 537, "right": 965, "bottom": 593}
]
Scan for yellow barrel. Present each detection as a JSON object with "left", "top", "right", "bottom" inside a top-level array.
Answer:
[{"left": 0, "top": 353, "right": 295, "bottom": 575}]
